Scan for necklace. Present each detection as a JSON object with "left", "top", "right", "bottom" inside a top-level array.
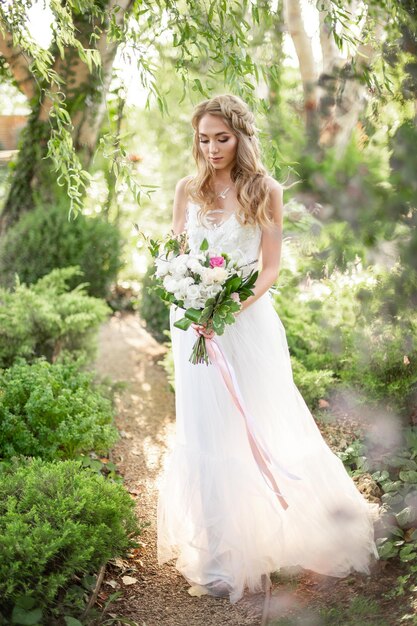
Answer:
[{"left": 216, "top": 185, "right": 231, "bottom": 199}]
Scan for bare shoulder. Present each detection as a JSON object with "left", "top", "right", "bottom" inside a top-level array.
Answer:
[
  {"left": 264, "top": 175, "right": 283, "bottom": 224},
  {"left": 175, "top": 174, "right": 194, "bottom": 194},
  {"left": 172, "top": 175, "right": 194, "bottom": 234},
  {"left": 264, "top": 175, "right": 283, "bottom": 196}
]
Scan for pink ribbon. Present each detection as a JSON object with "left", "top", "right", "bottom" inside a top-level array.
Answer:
[{"left": 204, "top": 336, "right": 302, "bottom": 511}]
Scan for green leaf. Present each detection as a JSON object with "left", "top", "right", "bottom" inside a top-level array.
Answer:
[
  {"left": 212, "top": 316, "right": 225, "bottom": 335},
  {"left": 396, "top": 506, "right": 417, "bottom": 528},
  {"left": 64, "top": 618, "right": 84, "bottom": 626},
  {"left": 225, "top": 276, "right": 241, "bottom": 294},
  {"left": 382, "top": 480, "right": 403, "bottom": 493},
  {"left": 200, "top": 306, "right": 214, "bottom": 324},
  {"left": 216, "top": 306, "right": 228, "bottom": 319},
  {"left": 174, "top": 317, "right": 193, "bottom": 331},
  {"left": 381, "top": 493, "right": 404, "bottom": 506},
  {"left": 14, "top": 597, "right": 36, "bottom": 610},
  {"left": 184, "top": 308, "right": 202, "bottom": 323},
  {"left": 11, "top": 607, "right": 43, "bottom": 625},
  {"left": 399, "top": 546, "right": 417, "bottom": 562},
  {"left": 228, "top": 300, "right": 241, "bottom": 313},
  {"left": 200, "top": 238, "right": 209, "bottom": 251},
  {"left": 377, "top": 540, "right": 398, "bottom": 559},
  {"left": 399, "top": 470, "right": 417, "bottom": 483}
]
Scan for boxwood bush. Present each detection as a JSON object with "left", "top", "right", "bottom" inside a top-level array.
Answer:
[
  {"left": 0, "top": 266, "right": 110, "bottom": 367},
  {"left": 0, "top": 198, "right": 123, "bottom": 298},
  {"left": 138, "top": 263, "right": 170, "bottom": 343},
  {"left": 0, "top": 358, "right": 118, "bottom": 460},
  {"left": 0, "top": 458, "right": 141, "bottom": 616}
]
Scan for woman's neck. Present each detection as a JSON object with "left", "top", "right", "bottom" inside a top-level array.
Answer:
[{"left": 213, "top": 173, "right": 233, "bottom": 187}]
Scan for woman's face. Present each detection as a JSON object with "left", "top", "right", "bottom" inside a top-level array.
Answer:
[{"left": 197, "top": 113, "right": 238, "bottom": 171}]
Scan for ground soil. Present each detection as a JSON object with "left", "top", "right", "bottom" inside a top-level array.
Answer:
[{"left": 93, "top": 312, "right": 416, "bottom": 626}]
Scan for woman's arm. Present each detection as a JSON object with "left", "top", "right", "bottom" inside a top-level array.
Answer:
[
  {"left": 239, "top": 179, "right": 284, "bottom": 313},
  {"left": 171, "top": 175, "right": 193, "bottom": 235}
]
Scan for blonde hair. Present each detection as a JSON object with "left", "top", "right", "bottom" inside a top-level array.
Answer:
[{"left": 185, "top": 93, "right": 276, "bottom": 228}]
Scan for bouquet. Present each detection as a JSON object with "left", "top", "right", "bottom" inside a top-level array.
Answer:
[{"left": 137, "top": 227, "right": 258, "bottom": 365}]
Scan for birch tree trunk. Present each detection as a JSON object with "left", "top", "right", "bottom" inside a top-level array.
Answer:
[
  {"left": 283, "top": 0, "right": 319, "bottom": 147},
  {"left": 317, "top": 0, "right": 382, "bottom": 154}
]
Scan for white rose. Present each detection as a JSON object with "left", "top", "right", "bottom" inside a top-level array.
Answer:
[
  {"left": 155, "top": 258, "right": 170, "bottom": 278},
  {"left": 207, "top": 283, "right": 222, "bottom": 297},
  {"left": 187, "top": 257, "right": 205, "bottom": 274},
  {"left": 170, "top": 254, "right": 189, "bottom": 277},
  {"left": 171, "top": 264, "right": 188, "bottom": 278},
  {"left": 163, "top": 275, "right": 179, "bottom": 293},
  {"left": 179, "top": 276, "right": 194, "bottom": 289},
  {"left": 210, "top": 267, "right": 229, "bottom": 283},
  {"left": 201, "top": 268, "right": 215, "bottom": 285},
  {"left": 173, "top": 277, "right": 194, "bottom": 300},
  {"left": 184, "top": 298, "right": 204, "bottom": 309},
  {"left": 185, "top": 284, "right": 201, "bottom": 300}
]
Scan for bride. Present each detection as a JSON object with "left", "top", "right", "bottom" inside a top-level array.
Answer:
[{"left": 156, "top": 93, "right": 379, "bottom": 604}]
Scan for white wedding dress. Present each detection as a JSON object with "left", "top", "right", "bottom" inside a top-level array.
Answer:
[{"left": 157, "top": 200, "right": 379, "bottom": 604}]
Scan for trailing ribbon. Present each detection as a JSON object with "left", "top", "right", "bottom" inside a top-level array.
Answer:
[{"left": 205, "top": 337, "right": 302, "bottom": 511}]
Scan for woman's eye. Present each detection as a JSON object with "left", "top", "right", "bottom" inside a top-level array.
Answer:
[{"left": 199, "top": 136, "right": 230, "bottom": 142}]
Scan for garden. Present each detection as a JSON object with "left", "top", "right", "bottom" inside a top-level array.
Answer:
[{"left": 0, "top": 0, "right": 417, "bottom": 624}]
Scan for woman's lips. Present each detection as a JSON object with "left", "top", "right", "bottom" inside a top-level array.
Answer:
[{"left": 210, "top": 157, "right": 223, "bottom": 161}]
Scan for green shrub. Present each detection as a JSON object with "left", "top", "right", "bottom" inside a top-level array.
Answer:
[
  {"left": 0, "top": 266, "right": 110, "bottom": 367},
  {"left": 274, "top": 262, "right": 417, "bottom": 416},
  {"left": 138, "top": 263, "right": 170, "bottom": 342},
  {"left": 339, "top": 428, "right": 417, "bottom": 582},
  {"left": 290, "top": 355, "right": 335, "bottom": 409},
  {"left": 342, "top": 318, "right": 417, "bottom": 412},
  {"left": 0, "top": 198, "right": 123, "bottom": 298},
  {"left": 0, "top": 358, "right": 118, "bottom": 461},
  {"left": 0, "top": 458, "right": 140, "bottom": 614}
]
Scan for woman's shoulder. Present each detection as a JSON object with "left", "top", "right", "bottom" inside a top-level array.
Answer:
[
  {"left": 175, "top": 174, "right": 194, "bottom": 195},
  {"left": 263, "top": 175, "right": 283, "bottom": 194},
  {"left": 172, "top": 176, "right": 195, "bottom": 232}
]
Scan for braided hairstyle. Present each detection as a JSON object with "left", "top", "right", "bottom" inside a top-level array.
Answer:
[{"left": 186, "top": 94, "right": 275, "bottom": 228}]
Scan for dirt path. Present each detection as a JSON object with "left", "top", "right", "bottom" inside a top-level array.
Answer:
[
  {"left": 94, "top": 312, "right": 266, "bottom": 626},
  {"left": 93, "top": 312, "right": 411, "bottom": 626}
]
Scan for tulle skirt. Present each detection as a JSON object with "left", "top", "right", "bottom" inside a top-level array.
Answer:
[{"left": 156, "top": 292, "right": 379, "bottom": 604}]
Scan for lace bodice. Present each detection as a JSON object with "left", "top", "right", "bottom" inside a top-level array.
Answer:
[{"left": 185, "top": 201, "right": 262, "bottom": 273}]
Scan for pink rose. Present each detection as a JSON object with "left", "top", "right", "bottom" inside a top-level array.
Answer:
[
  {"left": 209, "top": 256, "right": 225, "bottom": 268},
  {"left": 230, "top": 292, "right": 241, "bottom": 303}
]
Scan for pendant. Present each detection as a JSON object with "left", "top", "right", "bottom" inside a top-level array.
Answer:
[{"left": 217, "top": 186, "right": 230, "bottom": 199}]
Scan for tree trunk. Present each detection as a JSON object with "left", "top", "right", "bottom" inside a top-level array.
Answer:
[
  {"left": 0, "top": 0, "right": 133, "bottom": 233},
  {"left": 283, "top": 0, "right": 320, "bottom": 148},
  {"left": 317, "top": 1, "right": 383, "bottom": 154}
]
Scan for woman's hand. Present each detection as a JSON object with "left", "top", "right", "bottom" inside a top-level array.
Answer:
[{"left": 191, "top": 323, "right": 215, "bottom": 339}]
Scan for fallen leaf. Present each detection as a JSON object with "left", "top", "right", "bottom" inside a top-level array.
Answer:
[
  {"left": 119, "top": 430, "right": 133, "bottom": 439},
  {"left": 105, "top": 579, "right": 119, "bottom": 589},
  {"left": 122, "top": 576, "right": 138, "bottom": 585},
  {"left": 187, "top": 584, "right": 209, "bottom": 597}
]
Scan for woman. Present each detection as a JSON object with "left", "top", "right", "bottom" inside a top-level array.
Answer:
[{"left": 157, "top": 94, "right": 379, "bottom": 604}]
